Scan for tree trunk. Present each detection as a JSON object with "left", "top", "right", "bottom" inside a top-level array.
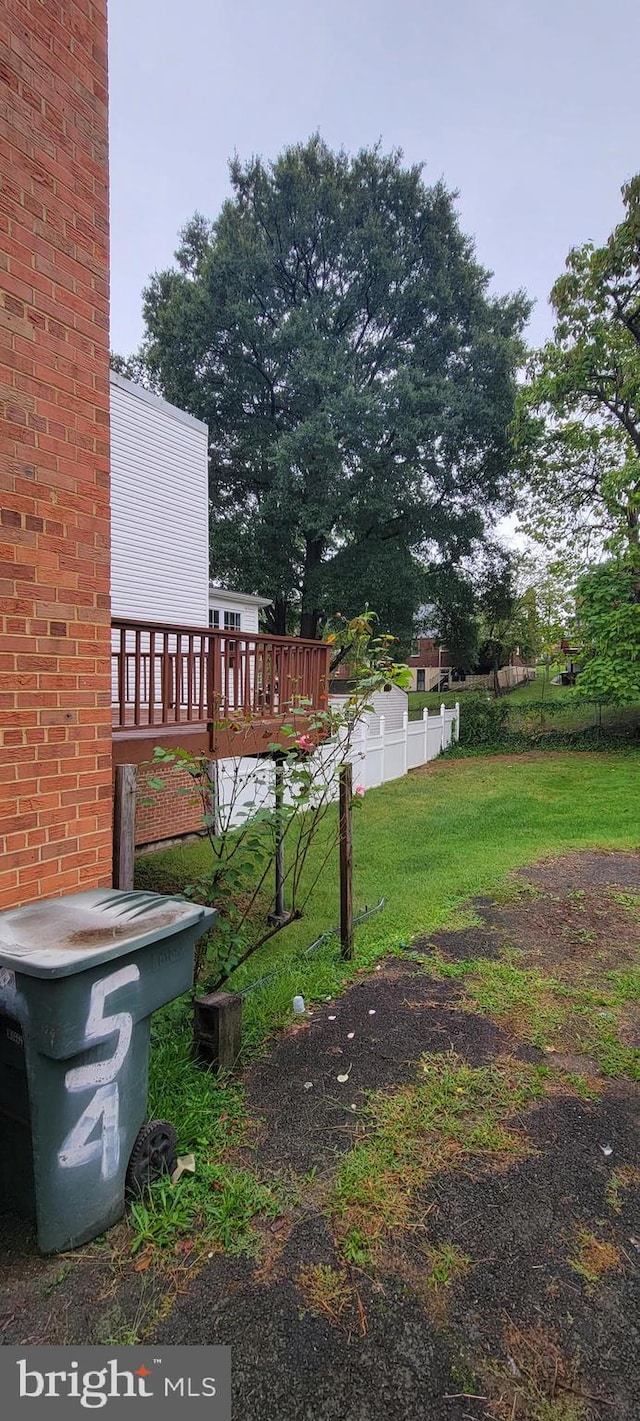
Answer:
[
  {"left": 299, "top": 535, "right": 324, "bottom": 640},
  {"left": 300, "top": 608, "right": 320, "bottom": 640},
  {"left": 266, "top": 595, "right": 288, "bottom": 635}
]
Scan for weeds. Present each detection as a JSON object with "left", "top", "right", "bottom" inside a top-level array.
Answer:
[
  {"left": 423, "top": 1242, "right": 471, "bottom": 1288},
  {"left": 329, "top": 1054, "right": 542, "bottom": 1268},
  {"left": 482, "top": 1322, "right": 588, "bottom": 1421},
  {"left": 459, "top": 960, "right": 566, "bottom": 1047},
  {"left": 453, "top": 956, "right": 640, "bottom": 1081},
  {"left": 128, "top": 1164, "right": 301, "bottom": 1261},
  {"left": 568, "top": 1228, "right": 622, "bottom": 1288},
  {"left": 605, "top": 1165, "right": 640, "bottom": 1214},
  {"left": 129, "top": 1180, "right": 195, "bottom": 1255},
  {"left": 297, "top": 1264, "right": 352, "bottom": 1325}
]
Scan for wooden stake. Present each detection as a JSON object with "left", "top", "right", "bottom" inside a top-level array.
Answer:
[
  {"left": 339, "top": 761, "right": 354, "bottom": 959},
  {"left": 206, "top": 759, "right": 221, "bottom": 836},
  {"left": 194, "top": 991, "right": 243, "bottom": 1072},
  {"left": 113, "top": 763, "right": 137, "bottom": 890}
]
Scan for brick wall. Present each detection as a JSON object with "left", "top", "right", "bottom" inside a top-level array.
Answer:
[
  {"left": 135, "top": 762, "right": 205, "bottom": 849},
  {"left": 0, "top": 0, "right": 112, "bottom": 908}
]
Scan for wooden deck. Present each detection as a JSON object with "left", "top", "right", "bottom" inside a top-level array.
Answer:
[{"left": 111, "top": 617, "right": 330, "bottom": 766}]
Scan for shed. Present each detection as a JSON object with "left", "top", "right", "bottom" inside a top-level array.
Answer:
[{"left": 330, "top": 684, "right": 408, "bottom": 732}]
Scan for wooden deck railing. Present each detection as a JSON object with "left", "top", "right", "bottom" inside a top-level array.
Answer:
[{"left": 111, "top": 617, "right": 330, "bottom": 745}]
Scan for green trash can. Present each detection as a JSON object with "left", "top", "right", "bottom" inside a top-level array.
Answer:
[{"left": 0, "top": 888, "right": 215, "bottom": 1254}]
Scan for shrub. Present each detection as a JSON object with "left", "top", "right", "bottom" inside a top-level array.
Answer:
[{"left": 458, "top": 693, "right": 510, "bottom": 746}]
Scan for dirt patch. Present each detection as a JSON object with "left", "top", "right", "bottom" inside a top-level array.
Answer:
[
  {"left": 416, "top": 925, "right": 509, "bottom": 962},
  {"left": 153, "top": 1213, "right": 487, "bottom": 1421},
  {"left": 0, "top": 1217, "right": 172, "bottom": 1346},
  {"left": 521, "top": 850, "right": 640, "bottom": 894},
  {"left": 414, "top": 852, "right": 640, "bottom": 986},
  {"left": 428, "top": 1089, "right": 640, "bottom": 1418},
  {"left": 247, "top": 965, "right": 539, "bottom": 1176}
]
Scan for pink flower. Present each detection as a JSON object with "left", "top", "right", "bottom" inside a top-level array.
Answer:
[
  {"left": 295, "top": 733, "right": 313, "bottom": 751},
  {"left": 355, "top": 784, "right": 366, "bottom": 797}
]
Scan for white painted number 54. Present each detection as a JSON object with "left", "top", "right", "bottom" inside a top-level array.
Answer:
[{"left": 57, "top": 964, "right": 140, "bottom": 1181}]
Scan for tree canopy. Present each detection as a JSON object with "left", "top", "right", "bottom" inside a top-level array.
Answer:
[
  {"left": 129, "top": 138, "right": 529, "bottom": 640},
  {"left": 514, "top": 176, "right": 640, "bottom": 567},
  {"left": 575, "top": 559, "right": 640, "bottom": 705},
  {"left": 514, "top": 175, "right": 640, "bottom": 703}
]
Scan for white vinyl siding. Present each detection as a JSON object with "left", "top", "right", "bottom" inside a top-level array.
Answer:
[
  {"left": 110, "top": 374, "right": 209, "bottom": 626},
  {"left": 208, "top": 595, "right": 261, "bottom": 635}
]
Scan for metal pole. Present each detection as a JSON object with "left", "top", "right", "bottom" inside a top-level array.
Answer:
[{"left": 274, "top": 755, "right": 286, "bottom": 922}]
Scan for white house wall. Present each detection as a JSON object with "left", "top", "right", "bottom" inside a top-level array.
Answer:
[
  {"left": 208, "top": 595, "right": 260, "bottom": 635},
  {"left": 110, "top": 374, "right": 209, "bottom": 626}
]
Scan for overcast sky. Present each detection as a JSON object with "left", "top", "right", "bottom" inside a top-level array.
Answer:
[{"left": 108, "top": 0, "right": 639, "bottom": 360}]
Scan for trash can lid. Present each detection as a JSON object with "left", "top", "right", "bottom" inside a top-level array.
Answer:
[{"left": 0, "top": 890, "right": 215, "bottom": 978}]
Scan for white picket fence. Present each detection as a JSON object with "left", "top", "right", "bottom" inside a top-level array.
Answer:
[{"left": 213, "top": 704, "right": 460, "bottom": 828}]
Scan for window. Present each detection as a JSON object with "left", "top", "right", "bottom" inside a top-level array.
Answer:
[
  {"left": 209, "top": 609, "right": 219, "bottom": 628},
  {"left": 223, "top": 610, "right": 241, "bottom": 631},
  {"left": 416, "top": 669, "right": 425, "bottom": 692}
]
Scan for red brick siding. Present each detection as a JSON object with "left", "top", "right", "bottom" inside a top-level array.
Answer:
[
  {"left": 0, "top": 0, "right": 112, "bottom": 908},
  {"left": 408, "top": 638, "right": 454, "bottom": 668},
  {"left": 135, "top": 763, "right": 204, "bottom": 848}
]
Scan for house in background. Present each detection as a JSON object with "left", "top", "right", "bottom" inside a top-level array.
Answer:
[
  {"left": 209, "top": 586, "right": 272, "bottom": 634},
  {"left": 407, "top": 637, "right": 454, "bottom": 693}
]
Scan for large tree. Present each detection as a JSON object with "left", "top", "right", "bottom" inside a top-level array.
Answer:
[
  {"left": 514, "top": 176, "right": 640, "bottom": 703},
  {"left": 133, "top": 138, "right": 529, "bottom": 638},
  {"left": 514, "top": 176, "right": 640, "bottom": 567}
]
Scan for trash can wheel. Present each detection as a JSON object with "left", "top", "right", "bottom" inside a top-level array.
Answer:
[{"left": 126, "top": 1119, "right": 178, "bottom": 1193}]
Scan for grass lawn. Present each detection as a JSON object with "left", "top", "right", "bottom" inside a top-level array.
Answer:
[
  {"left": 137, "top": 750, "right": 640, "bottom": 1052},
  {"left": 409, "top": 679, "right": 640, "bottom": 736},
  {"left": 407, "top": 689, "right": 461, "bottom": 717}
]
